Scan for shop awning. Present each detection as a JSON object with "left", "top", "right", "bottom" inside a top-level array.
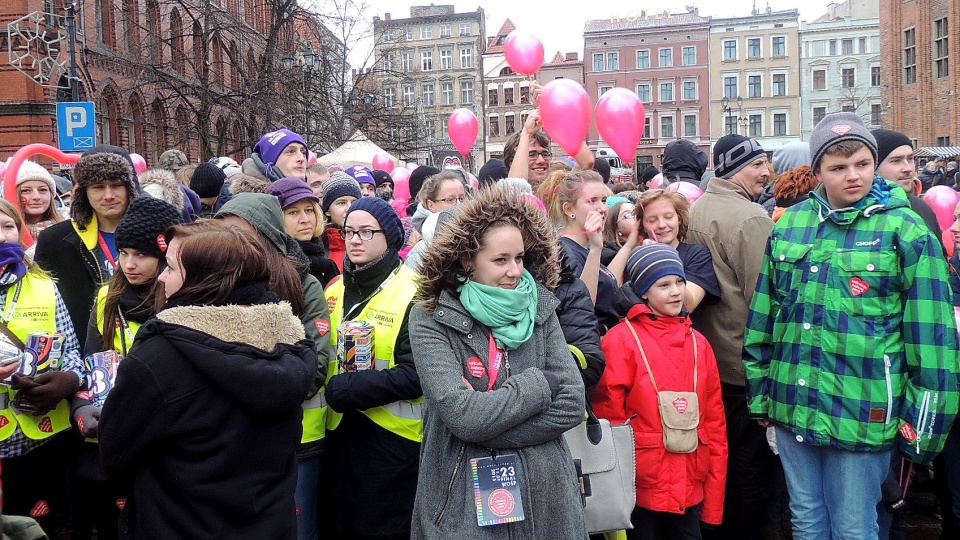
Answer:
[{"left": 916, "top": 146, "right": 960, "bottom": 158}]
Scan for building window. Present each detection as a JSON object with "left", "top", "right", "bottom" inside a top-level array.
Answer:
[
  {"left": 403, "top": 85, "right": 415, "bottom": 107},
  {"left": 461, "top": 81, "right": 473, "bottom": 103},
  {"left": 460, "top": 47, "right": 473, "bottom": 68},
  {"left": 904, "top": 28, "right": 916, "bottom": 84},
  {"left": 682, "top": 46, "right": 695, "bottom": 65},
  {"left": 772, "top": 74, "right": 786, "bottom": 96},
  {"left": 504, "top": 87, "right": 514, "bottom": 105},
  {"left": 723, "top": 39, "right": 737, "bottom": 61},
  {"left": 829, "top": 39, "right": 837, "bottom": 55},
  {"left": 870, "top": 104, "right": 881, "bottom": 125},
  {"left": 841, "top": 38, "right": 853, "bottom": 55},
  {"left": 422, "top": 84, "right": 434, "bottom": 106},
  {"left": 841, "top": 68, "right": 854, "bottom": 88},
  {"left": 420, "top": 26, "right": 432, "bottom": 39},
  {"left": 659, "top": 48, "right": 673, "bottom": 67},
  {"left": 440, "top": 49, "right": 452, "bottom": 69},
  {"left": 813, "top": 69, "right": 826, "bottom": 90},
  {"left": 607, "top": 52, "right": 619, "bottom": 71},
  {"left": 749, "top": 114, "right": 762, "bottom": 137},
  {"left": 593, "top": 53, "right": 604, "bottom": 71},
  {"left": 683, "top": 81, "right": 696, "bottom": 100},
  {"left": 459, "top": 23, "right": 471, "bottom": 36},
  {"left": 599, "top": 85, "right": 613, "bottom": 96},
  {"left": 637, "top": 84, "right": 651, "bottom": 102},
  {"left": 520, "top": 86, "right": 530, "bottom": 104},
  {"left": 871, "top": 66, "right": 880, "bottom": 86},
  {"left": 505, "top": 115, "right": 515, "bottom": 135},
  {"left": 660, "top": 82, "right": 674, "bottom": 102},
  {"left": 383, "top": 54, "right": 394, "bottom": 71},
  {"left": 383, "top": 30, "right": 394, "bottom": 42},
  {"left": 661, "top": 116, "right": 674, "bottom": 138},
  {"left": 772, "top": 36, "right": 786, "bottom": 57},
  {"left": 937, "top": 136, "right": 951, "bottom": 146},
  {"left": 384, "top": 87, "right": 396, "bottom": 108},
  {"left": 935, "top": 18, "right": 949, "bottom": 78},
  {"left": 402, "top": 52, "right": 413, "bottom": 72},
  {"left": 421, "top": 51, "right": 433, "bottom": 71},
  {"left": 813, "top": 106, "right": 826, "bottom": 126},
  {"left": 403, "top": 29, "right": 413, "bottom": 41},
  {"left": 684, "top": 115, "right": 696, "bottom": 137},
  {"left": 773, "top": 113, "right": 787, "bottom": 136},
  {"left": 747, "top": 38, "right": 761, "bottom": 59},
  {"left": 725, "top": 116, "right": 738, "bottom": 135},
  {"left": 442, "top": 82, "right": 454, "bottom": 105},
  {"left": 748, "top": 75, "right": 761, "bottom": 98},
  {"left": 859, "top": 37, "right": 867, "bottom": 53},
  {"left": 489, "top": 116, "right": 499, "bottom": 137},
  {"left": 440, "top": 24, "right": 451, "bottom": 37},
  {"left": 643, "top": 117, "right": 652, "bottom": 138},
  {"left": 723, "top": 76, "right": 737, "bottom": 99},
  {"left": 637, "top": 49, "right": 650, "bottom": 68},
  {"left": 841, "top": 105, "right": 855, "bottom": 112},
  {"left": 488, "top": 88, "right": 498, "bottom": 106}
]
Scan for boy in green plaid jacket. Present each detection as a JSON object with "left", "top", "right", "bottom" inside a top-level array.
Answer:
[{"left": 743, "top": 113, "right": 959, "bottom": 539}]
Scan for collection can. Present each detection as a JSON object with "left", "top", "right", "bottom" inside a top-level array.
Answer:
[
  {"left": 338, "top": 321, "right": 375, "bottom": 373},
  {"left": 23, "top": 332, "right": 55, "bottom": 377}
]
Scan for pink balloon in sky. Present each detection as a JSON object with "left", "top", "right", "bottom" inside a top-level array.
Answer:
[
  {"left": 392, "top": 168, "right": 411, "bottom": 200},
  {"left": 595, "top": 88, "right": 646, "bottom": 164},
  {"left": 539, "top": 79, "right": 592, "bottom": 157},
  {"left": 372, "top": 151, "right": 395, "bottom": 173},
  {"left": 448, "top": 108, "right": 479, "bottom": 156},
  {"left": 504, "top": 30, "right": 544, "bottom": 76}
]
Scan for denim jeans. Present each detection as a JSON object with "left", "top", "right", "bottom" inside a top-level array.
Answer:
[
  {"left": 296, "top": 455, "right": 321, "bottom": 540},
  {"left": 776, "top": 427, "right": 889, "bottom": 540}
]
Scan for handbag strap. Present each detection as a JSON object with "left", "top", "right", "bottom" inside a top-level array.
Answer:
[
  {"left": 626, "top": 319, "right": 698, "bottom": 393},
  {"left": 0, "top": 319, "right": 24, "bottom": 350}
]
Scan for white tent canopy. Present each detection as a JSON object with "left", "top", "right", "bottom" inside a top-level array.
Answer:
[{"left": 317, "top": 131, "right": 397, "bottom": 169}]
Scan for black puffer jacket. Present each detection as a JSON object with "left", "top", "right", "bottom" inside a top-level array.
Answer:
[{"left": 552, "top": 251, "right": 606, "bottom": 393}]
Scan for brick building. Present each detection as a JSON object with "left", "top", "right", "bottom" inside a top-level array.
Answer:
[
  {"left": 880, "top": 0, "right": 960, "bottom": 147},
  {"left": 1, "top": 0, "right": 302, "bottom": 164},
  {"left": 583, "top": 8, "right": 712, "bottom": 171}
]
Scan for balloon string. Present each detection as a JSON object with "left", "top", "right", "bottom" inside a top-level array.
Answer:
[{"left": 637, "top": 201, "right": 658, "bottom": 242}]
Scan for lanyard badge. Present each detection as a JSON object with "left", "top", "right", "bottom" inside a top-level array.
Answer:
[{"left": 471, "top": 454, "right": 525, "bottom": 526}]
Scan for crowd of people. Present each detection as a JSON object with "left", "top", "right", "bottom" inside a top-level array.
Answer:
[{"left": 0, "top": 103, "right": 959, "bottom": 540}]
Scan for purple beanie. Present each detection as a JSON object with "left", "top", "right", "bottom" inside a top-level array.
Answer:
[
  {"left": 253, "top": 129, "right": 308, "bottom": 166},
  {"left": 265, "top": 177, "right": 319, "bottom": 209},
  {"left": 345, "top": 165, "right": 377, "bottom": 188}
]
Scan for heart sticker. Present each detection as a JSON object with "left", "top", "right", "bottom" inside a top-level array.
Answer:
[
  {"left": 850, "top": 277, "right": 870, "bottom": 296},
  {"left": 38, "top": 416, "right": 53, "bottom": 433},
  {"left": 316, "top": 319, "right": 330, "bottom": 336},
  {"left": 30, "top": 500, "right": 50, "bottom": 518},
  {"left": 831, "top": 124, "right": 852, "bottom": 136},
  {"left": 899, "top": 422, "right": 917, "bottom": 442},
  {"left": 116, "top": 498, "right": 127, "bottom": 510},
  {"left": 77, "top": 416, "right": 86, "bottom": 433},
  {"left": 0, "top": 416, "right": 8, "bottom": 428},
  {"left": 673, "top": 397, "right": 688, "bottom": 413},
  {"left": 467, "top": 357, "right": 486, "bottom": 378}
]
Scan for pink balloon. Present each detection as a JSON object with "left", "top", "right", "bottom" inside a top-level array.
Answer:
[
  {"left": 372, "top": 152, "right": 395, "bottom": 173},
  {"left": 130, "top": 153, "right": 147, "bottom": 175},
  {"left": 307, "top": 151, "right": 318, "bottom": 165},
  {"left": 504, "top": 30, "right": 544, "bottom": 76},
  {"left": 647, "top": 173, "right": 665, "bottom": 189},
  {"left": 468, "top": 173, "right": 479, "bottom": 189},
  {"left": 595, "top": 88, "right": 645, "bottom": 164},
  {"left": 406, "top": 162, "right": 419, "bottom": 171},
  {"left": 448, "top": 108, "right": 479, "bottom": 156},
  {"left": 0, "top": 160, "right": 6, "bottom": 180},
  {"left": 666, "top": 181, "right": 704, "bottom": 203},
  {"left": 391, "top": 198, "right": 407, "bottom": 216},
  {"left": 539, "top": 79, "right": 592, "bottom": 157},
  {"left": 924, "top": 185, "right": 960, "bottom": 231},
  {"left": 392, "top": 168, "right": 411, "bottom": 200}
]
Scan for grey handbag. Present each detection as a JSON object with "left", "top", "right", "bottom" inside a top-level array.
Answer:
[{"left": 563, "top": 406, "right": 636, "bottom": 533}]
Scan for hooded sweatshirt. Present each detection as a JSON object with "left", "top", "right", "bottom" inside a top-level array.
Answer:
[
  {"left": 98, "top": 301, "right": 315, "bottom": 539},
  {"left": 661, "top": 139, "right": 709, "bottom": 184}
]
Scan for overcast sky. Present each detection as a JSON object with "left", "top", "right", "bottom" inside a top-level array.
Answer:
[{"left": 357, "top": 0, "right": 838, "bottom": 61}]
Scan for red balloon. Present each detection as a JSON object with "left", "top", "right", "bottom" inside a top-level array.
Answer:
[
  {"left": 448, "top": 108, "right": 479, "bottom": 156},
  {"left": 647, "top": 173, "right": 665, "bottom": 189},
  {"left": 595, "top": 88, "right": 645, "bottom": 164},
  {"left": 504, "top": 30, "right": 544, "bottom": 76},
  {"left": 4, "top": 144, "right": 82, "bottom": 247},
  {"left": 924, "top": 185, "right": 960, "bottom": 232},
  {"left": 130, "top": 153, "right": 147, "bottom": 174},
  {"left": 392, "top": 168, "right": 411, "bottom": 200},
  {"left": 0, "top": 160, "right": 7, "bottom": 180},
  {"left": 666, "top": 181, "right": 704, "bottom": 203},
  {"left": 540, "top": 79, "right": 592, "bottom": 157},
  {"left": 372, "top": 152, "right": 395, "bottom": 173}
]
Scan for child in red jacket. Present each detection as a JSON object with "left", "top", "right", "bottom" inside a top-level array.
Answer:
[{"left": 592, "top": 244, "right": 727, "bottom": 540}]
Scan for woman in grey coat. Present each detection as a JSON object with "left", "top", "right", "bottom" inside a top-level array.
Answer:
[{"left": 409, "top": 185, "right": 588, "bottom": 539}]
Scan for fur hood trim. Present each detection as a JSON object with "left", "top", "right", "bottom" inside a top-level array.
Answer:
[
  {"left": 158, "top": 302, "right": 305, "bottom": 351},
  {"left": 229, "top": 173, "right": 271, "bottom": 196},
  {"left": 139, "top": 168, "right": 185, "bottom": 211}
]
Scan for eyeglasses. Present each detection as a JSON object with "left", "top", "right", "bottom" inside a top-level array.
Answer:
[
  {"left": 528, "top": 150, "right": 552, "bottom": 160},
  {"left": 341, "top": 228, "right": 384, "bottom": 241},
  {"left": 617, "top": 212, "right": 635, "bottom": 222},
  {"left": 432, "top": 196, "right": 465, "bottom": 205}
]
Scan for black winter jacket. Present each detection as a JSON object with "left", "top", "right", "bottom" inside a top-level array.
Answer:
[{"left": 553, "top": 251, "right": 606, "bottom": 393}]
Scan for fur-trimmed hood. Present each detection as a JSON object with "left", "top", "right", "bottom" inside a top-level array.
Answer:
[
  {"left": 229, "top": 172, "right": 271, "bottom": 196},
  {"left": 137, "top": 302, "right": 313, "bottom": 413},
  {"left": 139, "top": 168, "right": 185, "bottom": 211}
]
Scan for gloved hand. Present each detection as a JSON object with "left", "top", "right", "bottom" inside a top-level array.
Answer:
[
  {"left": 542, "top": 371, "right": 561, "bottom": 401},
  {"left": 14, "top": 371, "right": 80, "bottom": 415},
  {"left": 74, "top": 404, "right": 101, "bottom": 438}
]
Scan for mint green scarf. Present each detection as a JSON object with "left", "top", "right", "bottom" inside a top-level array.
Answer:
[{"left": 458, "top": 270, "right": 538, "bottom": 350}]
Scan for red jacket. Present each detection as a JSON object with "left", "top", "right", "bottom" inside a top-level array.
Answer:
[
  {"left": 324, "top": 226, "right": 346, "bottom": 272},
  {"left": 592, "top": 303, "right": 728, "bottom": 524}
]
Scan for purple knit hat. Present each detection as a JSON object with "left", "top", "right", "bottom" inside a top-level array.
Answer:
[
  {"left": 265, "top": 177, "right": 319, "bottom": 209},
  {"left": 253, "top": 129, "right": 308, "bottom": 166}
]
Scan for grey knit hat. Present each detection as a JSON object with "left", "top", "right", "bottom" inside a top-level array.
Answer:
[
  {"left": 321, "top": 171, "right": 362, "bottom": 214},
  {"left": 809, "top": 112, "right": 877, "bottom": 173},
  {"left": 771, "top": 141, "right": 811, "bottom": 175}
]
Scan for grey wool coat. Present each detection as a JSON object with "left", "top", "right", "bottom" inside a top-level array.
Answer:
[{"left": 408, "top": 284, "right": 588, "bottom": 539}]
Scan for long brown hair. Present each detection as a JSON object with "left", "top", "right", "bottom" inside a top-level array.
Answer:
[
  {"left": 101, "top": 261, "right": 163, "bottom": 351},
  {"left": 633, "top": 188, "right": 691, "bottom": 243}
]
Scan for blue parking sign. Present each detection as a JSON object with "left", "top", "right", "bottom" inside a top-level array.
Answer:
[{"left": 57, "top": 102, "right": 97, "bottom": 151}]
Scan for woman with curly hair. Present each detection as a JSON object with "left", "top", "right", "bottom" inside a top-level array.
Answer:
[{"left": 409, "top": 185, "right": 588, "bottom": 539}]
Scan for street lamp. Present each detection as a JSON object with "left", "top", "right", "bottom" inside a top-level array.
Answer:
[
  {"left": 282, "top": 53, "right": 295, "bottom": 70},
  {"left": 720, "top": 96, "right": 745, "bottom": 135}
]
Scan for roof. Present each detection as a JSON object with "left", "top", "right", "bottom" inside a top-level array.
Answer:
[
  {"left": 486, "top": 19, "right": 516, "bottom": 53},
  {"left": 584, "top": 11, "right": 711, "bottom": 33},
  {"left": 916, "top": 147, "right": 960, "bottom": 159},
  {"left": 543, "top": 51, "right": 581, "bottom": 66}
]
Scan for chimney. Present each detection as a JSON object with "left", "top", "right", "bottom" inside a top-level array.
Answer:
[
  {"left": 566, "top": 52, "right": 579, "bottom": 61},
  {"left": 385, "top": 12, "right": 391, "bottom": 20}
]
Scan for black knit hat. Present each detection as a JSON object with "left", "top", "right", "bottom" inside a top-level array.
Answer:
[
  {"left": 115, "top": 196, "right": 183, "bottom": 259},
  {"left": 639, "top": 165, "right": 660, "bottom": 183},
  {"left": 871, "top": 129, "right": 914, "bottom": 166},
  {"left": 478, "top": 159, "right": 508, "bottom": 187},
  {"left": 345, "top": 196, "right": 405, "bottom": 251},
  {"left": 190, "top": 162, "right": 227, "bottom": 198},
  {"left": 713, "top": 134, "right": 766, "bottom": 179},
  {"left": 371, "top": 169, "right": 393, "bottom": 187},
  {"left": 409, "top": 166, "right": 441, "bottom": 201}
]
